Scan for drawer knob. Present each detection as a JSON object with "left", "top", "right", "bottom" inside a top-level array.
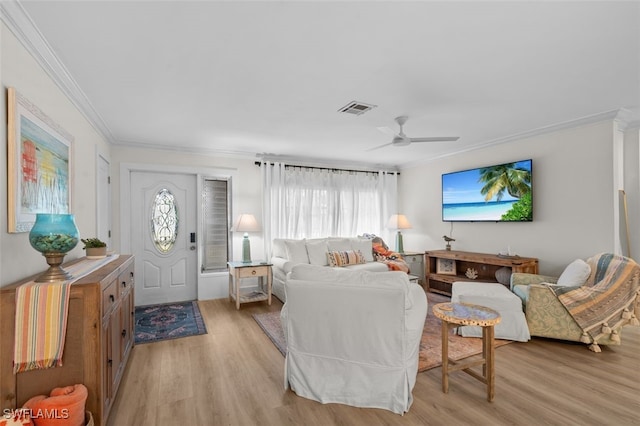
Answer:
[{"left": 251, "top": 270, "right": 256, "bottom": 275}]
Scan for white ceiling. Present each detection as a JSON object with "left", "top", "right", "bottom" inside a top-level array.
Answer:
[{"left": 11, "top": 0, "right": 640, "bottom": 169}]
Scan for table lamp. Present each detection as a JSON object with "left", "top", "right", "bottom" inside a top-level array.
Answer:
[
  {"left": 233, "top": 214, "right": 261, "bottom": 263},
  {"left": 386, "top": 214, "right": 412, "bottom": 253}
]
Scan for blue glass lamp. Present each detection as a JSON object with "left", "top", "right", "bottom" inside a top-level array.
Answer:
[
  {"left": 29, "top": 213, "right": 79, "bottom": 282},
  {"left": 233, "top": 214, "right": 261, "bottom": 263}
]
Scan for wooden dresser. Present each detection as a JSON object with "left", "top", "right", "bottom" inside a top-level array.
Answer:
[{"left": 0, "top": 255, "right": 134, "bottom": 426}]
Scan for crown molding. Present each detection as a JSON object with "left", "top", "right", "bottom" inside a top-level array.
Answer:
[
  {"left": 111, "top": 137, "right": 262, "bottom": 161},
  {"left": 614, "top": 107, "right": 640, "bottom": 131},
  {"left": 0, "top": 0, "right": 114, "bottom": 142},
  {"left": 399, "top": 109, "right": 632, "bottom": 170}
]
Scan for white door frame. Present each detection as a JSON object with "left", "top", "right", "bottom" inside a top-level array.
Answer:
[
  {"left": 120, "top": 162, "right": 237, "bottom": 298},
  {"left": 96, "top": 149, "right": 112, "bottom": 247}
]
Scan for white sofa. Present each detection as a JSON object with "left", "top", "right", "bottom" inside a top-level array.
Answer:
[
  {"left": 281, "top": 264, "right": 428, "bottom": 414},
  {"left": 270, "top": 237, "right": 388, "bottom": 302}
]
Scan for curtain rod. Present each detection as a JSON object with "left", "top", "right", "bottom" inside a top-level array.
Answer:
[{"left": 254, "top": 161, "right": 400, "bottom": 175}]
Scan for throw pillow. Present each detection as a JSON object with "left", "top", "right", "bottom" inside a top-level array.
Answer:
[
  {"left": 557, "top": 259, "right": 591, "bottom": 286},
  {"left": 305, "top": 239, "right": 329, "bottom": 266},
  {"left": 327, "top": 250, "right": 366, "bottom": 267},
  {"left": 350, "top": 238, "right": 374, "bottom": 262},
  {"left": 327, "top": 238, "right": 352, "bottom": 252},
  {"left": 284, "top": 239, "right": 310, "bottom": 264},
  {"left": 0, "top": 409, "right": 33, "bottom": 426},
  {"left": 495, "top": 267, "right": 512, "bottom": 286}
]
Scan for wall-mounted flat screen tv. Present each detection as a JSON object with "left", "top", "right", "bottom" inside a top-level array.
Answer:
[{"left": 442, "top": 159, "right": 532, "bottom": 222}]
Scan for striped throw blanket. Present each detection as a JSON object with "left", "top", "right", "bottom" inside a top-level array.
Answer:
[
  {"left": 13, "top": 255, "right": 119, "bottom": 373},
  {"left": 13, "top": 281, "right": 72, "bottom": 373},
  {"left": 552, "top": 253, "right": 640, "bottom": 351}
]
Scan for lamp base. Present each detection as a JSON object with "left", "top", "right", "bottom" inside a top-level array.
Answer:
[
  {"left": 242, "top": 234, "right": 252, "bottom": 263},
  {"left": 395, "top": 231, "right": 404, "bottom": 254},
  {"left": 35, "top": 252, "right": 72, "bottom": 282}
]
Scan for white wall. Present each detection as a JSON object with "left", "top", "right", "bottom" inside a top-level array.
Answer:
[
  {"left": 0, "top": 24, "right": 111, "bottom": 286},
  {"left": 399, "top": 120, "right": 618, "bottom": 276},
  {"left": 624, "top": 128, "right": 640, "bottom": 260}
]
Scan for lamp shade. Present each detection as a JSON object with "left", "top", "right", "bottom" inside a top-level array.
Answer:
[
  {"left": 386, "top": 214, "right": 412, "bottom": 230},
  {"left": 233, "top": 214, "right": 261, "bottom": 233}
]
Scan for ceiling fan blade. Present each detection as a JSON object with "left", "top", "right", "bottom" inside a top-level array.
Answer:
[
  {"left": 376, "top": 126, "right": 397, "bottom": 136},
  {"left": 366, "top": 142, "right": 394, "bottom": 151},
  {"left": 409, "top": 136, "right": 460, "bottom": 143}
]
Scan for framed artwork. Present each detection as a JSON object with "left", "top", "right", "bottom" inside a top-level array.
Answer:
[
  {"left": 436, "top": 258, "right": 457, "bottom": 275},
  {"left": 7, "top": 87, "right": 74, "bottom": 233}
]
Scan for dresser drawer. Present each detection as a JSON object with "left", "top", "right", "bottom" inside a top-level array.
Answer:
[
  {"left": 117, "top": 267, "right": 134, "bottom": 298},
  {"left": 102, "top": 279, "right": 118, "bottom": 316},
  {"left": 237, "top": 265, "right": 270, "bottom": 278}
]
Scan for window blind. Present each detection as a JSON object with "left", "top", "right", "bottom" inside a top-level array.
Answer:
[{"left": 202, "top": 179, "right": 230, "bottom": 271}]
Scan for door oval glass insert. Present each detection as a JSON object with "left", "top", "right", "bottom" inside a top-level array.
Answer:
[{"left": 151, "top": 188, "right": 178, "bottom": 253}]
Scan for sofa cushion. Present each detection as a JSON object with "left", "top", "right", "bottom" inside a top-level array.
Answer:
[
  {"left": 290, "top": 263, "right": 407, "bottom": 287},
  {"left": 344, "top": 262, "right": 389, "bottom": 273},
  {"left": 557, "top": 259, "right": 591, "bottom": 286},
  {"left": 305, "top": 239, "right": 329, "bottom": 266},
  {"left": 327, "top": 238, "right": 352, "bottom": 252},
  {"left": 272, "top": 239, "right": 288, "bottom": 258},
  {"left": 327, "top": 250, "right": 366, "bottom": 267},
  {"left": 289, "top": 264, "right": 414, "bottom": 308},
  {"left": 285, "top": 240, "right": 310, "bottom": 264},
  {"left": 350, "top": 238, "right": 374, "bottom": 262}
]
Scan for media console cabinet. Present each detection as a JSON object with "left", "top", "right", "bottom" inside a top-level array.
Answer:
[
  {"left": 0, "top": 255, "right": 134, "bottom": 426},
  {"left": 425, "top": 250, "right": 538, "bottom": 296}
]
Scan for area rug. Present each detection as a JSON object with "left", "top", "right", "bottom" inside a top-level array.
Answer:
[
  {"left": 252, "top": 292, "right": 511, "bottom": 371},
  {"left": 135, "top": 301, "right": 207, "bottom": 344}
]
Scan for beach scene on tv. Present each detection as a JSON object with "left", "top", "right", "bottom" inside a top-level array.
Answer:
[{"left": 442, "top": 160, "right": 532, "bottom": 222}]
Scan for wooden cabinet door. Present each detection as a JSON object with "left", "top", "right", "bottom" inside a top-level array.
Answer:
[
  {"left": 109, "top": 309, "right": 122, "bottom": 396},
  {"left": 102, "top": 318, "right": 113, "bottom": 414},
  {"left": 120, "top": 289, "right": 134, "bottom": 361}
]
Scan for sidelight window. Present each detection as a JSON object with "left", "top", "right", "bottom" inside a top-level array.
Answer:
[{"left": 202, "top": 178, "right": 231, "bottom": 271}]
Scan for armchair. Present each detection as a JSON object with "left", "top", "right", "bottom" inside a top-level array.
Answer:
[
  {"left": 281, "top": 264, "right": 427, "bottom": 414},
  {"left": 511, "top": 253, "right": 640, "bottom": 352}
]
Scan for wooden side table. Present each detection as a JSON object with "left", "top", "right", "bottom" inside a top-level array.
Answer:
[
  {"left": 432, "top": 302, "right": 502, "bottom": 401},
  {"left": 227, "top": 261, "right": 272, "bottom": 310}
]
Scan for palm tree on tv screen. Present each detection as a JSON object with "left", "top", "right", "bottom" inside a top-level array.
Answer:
[{"left": 478, "top": 163, "right": 531, "bottom": 202}]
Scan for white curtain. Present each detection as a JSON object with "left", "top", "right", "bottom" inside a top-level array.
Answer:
[{"left": 262, "top": 162, "right": 398, "bottom": 257}]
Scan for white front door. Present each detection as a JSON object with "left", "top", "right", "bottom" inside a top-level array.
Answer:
[{"left": 130, "top": 171, "right": 197, "bottom": 306}]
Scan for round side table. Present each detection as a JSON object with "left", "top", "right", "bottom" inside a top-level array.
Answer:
[{"left": 432, "top": 302, "right": 502, "bottom": 402}]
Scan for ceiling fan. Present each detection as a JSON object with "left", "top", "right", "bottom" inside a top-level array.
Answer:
[{"left": 369, "top": 116, "right": 459, "bottom": 151}]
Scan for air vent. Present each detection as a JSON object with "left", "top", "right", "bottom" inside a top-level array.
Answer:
[{"left": 338, "top": 101, "right": 377, "bottom": 116}]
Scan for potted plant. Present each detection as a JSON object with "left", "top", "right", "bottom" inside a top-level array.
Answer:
[{"left": 82, "top": 238, "right": 107, "bottom": 258}]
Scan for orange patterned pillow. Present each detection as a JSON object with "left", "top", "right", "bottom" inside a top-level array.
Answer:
[
  {"left": 327, "top": 250, "right": 366, "bottom": 267},
  {"left": 0, "top": 409, "right": 33, "bottom": 426}
]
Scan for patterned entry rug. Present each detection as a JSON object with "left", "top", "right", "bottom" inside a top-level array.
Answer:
[
  {"left": 135, "top": 301, "right": 207, "bottom": 344},
  {"left": 252, "top": 292, "right": 511, "bottom": 371}
]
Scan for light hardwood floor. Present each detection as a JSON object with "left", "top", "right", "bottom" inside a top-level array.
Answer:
[{"left": 108, "top": 297, "right": 640, "bottom": 426}]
